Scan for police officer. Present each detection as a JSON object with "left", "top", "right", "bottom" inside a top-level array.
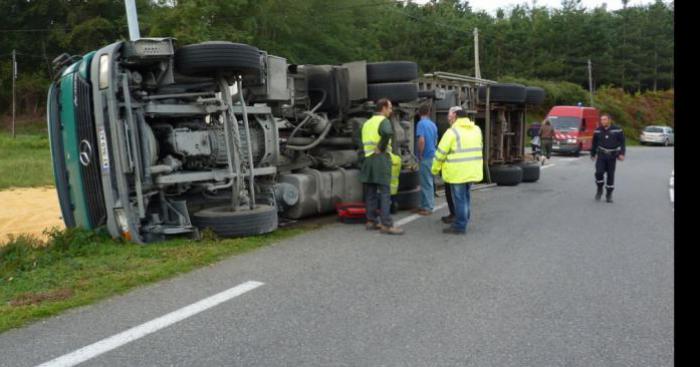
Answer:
[
  {"left": 432, "top": 107, "right": 483, "bottom": 234},
  {"left": 591, "top": 114, "right": 626, "bottom": 203}
]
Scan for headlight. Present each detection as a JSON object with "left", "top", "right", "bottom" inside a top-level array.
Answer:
[{"left": 98, "top": 54, "right": 110, "bottom": 90}]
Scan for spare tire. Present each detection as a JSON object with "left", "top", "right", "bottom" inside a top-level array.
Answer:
[
  {"left": 517, "top": 161, "right": 541, "bottom": 182},
  {"left": 478, "top": 83, "right": 527, "bottom": 104},
  {"left": 488, "top": 164, "right": 523, "bottom": 186},
  {"left": 435, "top": 89, "right": 458, "bottom": 110},
  {"left": 175, "top": 42, "right": 261, "bottom": 77},
  {"left": 192, "top": 204, "right": 278, "bottom": 238},
  {"left": 398, "top": 169, "right": 420, "bottom": 191},
  {"left": 393, "top": 187, "right": 421, "bottom": 210},
  {"left": 525, "top": 87, "right": 546, "bottom": 105},
  {"left": 368, "top": 82, "right": 418, "bottom": 103},
  {"left": 366, "top": 61, "right": 418, "bottom": 83}
]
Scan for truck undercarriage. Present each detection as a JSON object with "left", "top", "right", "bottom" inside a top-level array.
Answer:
[{"left": 48, "top": 38, "right": 544, "bottom": 243}]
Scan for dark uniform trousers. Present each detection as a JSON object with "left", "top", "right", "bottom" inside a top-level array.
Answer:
[
  {"left": 595, "top": 149, "right": 618, "bottom": 189},
  {"left": 591, "top": 124, "right": 625, "bottom": 199}
]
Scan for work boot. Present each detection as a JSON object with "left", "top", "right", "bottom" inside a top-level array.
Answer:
[
  {"left": 380, "top": 226, "right": 405, "bottom": 235},
  {"left": 366, "top": 221, "right": 380, "bottom": 230},
  {"left": 441, "top": 214, "right": 455, "bottom": 224},
  {"left": 606, "top": 188, "right": 614, "bottom": 203},
  {"left": 595, "top": 184, "right": 603, "bottom": 201}
]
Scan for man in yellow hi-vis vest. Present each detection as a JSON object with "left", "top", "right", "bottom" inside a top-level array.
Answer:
[
  {"left": 431, "top": 107, "right": 483, "bottom": 235},
  {"left": 359, "top": 98, "right": 404, "bottom": 235}
]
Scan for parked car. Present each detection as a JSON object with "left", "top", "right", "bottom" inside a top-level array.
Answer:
[
  {"left": 640, "top": 125, "right": 674, "bottom": 146},
  {"left": 545, "top": 106, "right": 600, "bottom": 156}
]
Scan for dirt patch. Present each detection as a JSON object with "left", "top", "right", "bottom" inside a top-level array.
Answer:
[
  {"left": 0, "top": 187, "right": 64, "bottom": 244},
  {"left": 10, "top": 288, "right": 74, "bottom": 307}
]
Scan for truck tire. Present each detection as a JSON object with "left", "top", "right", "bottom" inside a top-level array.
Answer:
[
  {"left": 488, "top": 164, "right": 523, "bottom": 186},
  {"left": 398, "top": 169, "right": 420, "bottom": 191},
  {"left": 393, "top": 187, "right": 421, "bottom": 210},
  {"left": 525, "top": 86, "right": 545, "bottom": 105},
  {"left": 367, "top": 82, "right": 418, "bottom": 103},
  {"left": 191, "top": 204, "right": 278, "bottom": 238},
  {"left": 305, "top": 65, "right": 350, "bottom": 112},
  {"left": 366, "top": 61, "right": 418, "bottom": 83},
  {"left": 435, "top": 90, "right": 458, "bottom": 110},
  {"left": 517, "top": 161, "right": 541, "bottom": 182},
  {"left": 175, "top": 42, "right": 261, "bottom": 77},
  {"left": 478, "top": 83, "right": 527, "bottom": 104}
]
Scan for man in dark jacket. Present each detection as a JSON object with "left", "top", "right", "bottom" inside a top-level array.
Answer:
[
  {"left": 360, "top": 98, "right": 404, "bottom": 235},
  {"left": 591, "top": 114, "right": 626, "bottom": 203}
]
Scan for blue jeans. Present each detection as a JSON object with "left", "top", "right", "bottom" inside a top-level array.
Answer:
[
  {"left": 450, "top": 183, "right": 471, "bottom": 233},
  {"left": 364, "top": 183, "right": 393, "bottom": 227},
  {"left": 419, "top": 158, "right": 435, "bottom": 211}
]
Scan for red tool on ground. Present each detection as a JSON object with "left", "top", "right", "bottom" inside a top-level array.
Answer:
[{"left": 335, "top": 202, "right": 366, "bottom": 224}]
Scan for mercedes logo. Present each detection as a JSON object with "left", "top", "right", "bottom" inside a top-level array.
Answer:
[{"left": 79, "top": 139, "right": 93, "bottom": 166}]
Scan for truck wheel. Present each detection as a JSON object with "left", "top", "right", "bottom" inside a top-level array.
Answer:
[
  {"left": 367, "top": 82, "right": 418, "bottom": 103},
  {"left": 366, "top": 61, "right": 418, "bottom": 83},
  {"left": 517, "top": 161, "right": 541, "bottom": 182},
  {"left": 175, "top": 42, "right": 261, "bottom": 77},
  {"left": 191, "top": 204, "right": 278, "bottom": 238},
  {"left": 398, "top": 169, "right": 420, "bottom": 191},
  {"left": 478, "top": 83, "right": 527, "bottom": 104},
  {"left": 525, "top": 86, "right": 545, "bottom": 105},
  {"left": 435, "top": 90, "right": 458, "bottom": 110},
  {"left": 393, "top": 187, "right": 421, "bottom": 210},
  {"left": 488, "top": 164, "right": 523, "bottom": 186}
]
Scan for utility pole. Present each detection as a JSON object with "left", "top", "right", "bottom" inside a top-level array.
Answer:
[
  {"left": 474, "top": 28, "right": 481, "bottom": 79},
  {"left": 12, "top": 49, "right": 16, "bottom": 138},
  {"left": 587, "top": 59, "right": 594, "bottom": 106}
]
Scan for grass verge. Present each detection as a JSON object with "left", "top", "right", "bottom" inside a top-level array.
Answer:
[
  {"left": 0, "top": 224, "right": 318, "bottom": 333},
  {"left": 0, "top": 132, "right": 53, "bottom": 190}
]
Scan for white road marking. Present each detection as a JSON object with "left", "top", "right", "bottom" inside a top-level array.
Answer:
[
  {"left": 394, "top": 184, "right": 496, "bottom": 227},
  {"left": 395, "top": 203, "right": 448, "bottom": 227},
  {"left": 541, "top": 164, "right": 556, "bottom": 169},
  {"left": 36, "top": 281, "right": 264, "bottom": 367},
  {"left": 669, "top": 170, "right": 674, "bottom": 204}
]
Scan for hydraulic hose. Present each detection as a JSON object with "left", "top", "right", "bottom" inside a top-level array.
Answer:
[
  {"left": 288, "top": 89, "right": 327, "bottom": 140},
  {"left": 285, "top": 118, "right": 339, "bottom": 151}
]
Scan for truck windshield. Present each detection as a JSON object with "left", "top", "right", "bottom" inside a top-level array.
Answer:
[{"left": 548, "top": 116, "right": 580, "bottom": 131}]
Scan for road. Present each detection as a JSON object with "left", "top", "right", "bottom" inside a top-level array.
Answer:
[{"left": 0, "top": 146, "right": 674, "bottom": 367}]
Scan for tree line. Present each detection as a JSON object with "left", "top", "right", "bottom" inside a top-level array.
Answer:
[{"left": 0, "top": 0, "right": 674, "bottom": 116}]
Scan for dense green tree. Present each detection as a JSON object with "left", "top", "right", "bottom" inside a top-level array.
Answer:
[{"left": 0, "top": 0, "right": 674, "bottom": 115}]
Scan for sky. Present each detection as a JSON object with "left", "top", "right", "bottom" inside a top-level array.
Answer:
[{"left": 408, "top": 0, "right": 661, "bottom": 15}]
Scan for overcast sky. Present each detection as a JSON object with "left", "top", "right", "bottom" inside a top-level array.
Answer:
[{"left": 408, "top": 0, "right": 661, "bottom": 15}]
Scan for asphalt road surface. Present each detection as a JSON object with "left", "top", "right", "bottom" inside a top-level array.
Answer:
[{"left": 0, "top": 146, "right": 674, "bottom": 367}]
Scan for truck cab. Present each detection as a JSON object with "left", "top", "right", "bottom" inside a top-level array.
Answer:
[{"left": 545, "top": 106, "right": 599, "bottom": 156}]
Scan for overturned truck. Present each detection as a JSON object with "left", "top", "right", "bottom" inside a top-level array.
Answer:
[{"left": 48, "top": 38, "right": 543, "bottom": 243}]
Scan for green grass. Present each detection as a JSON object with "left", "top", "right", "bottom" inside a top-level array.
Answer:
[
  {"left": 0, "top": 225, "right": 318, "bottom": 333},
  {"left": 0, "top": 132, "right": 54, "bottom": 190}
]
